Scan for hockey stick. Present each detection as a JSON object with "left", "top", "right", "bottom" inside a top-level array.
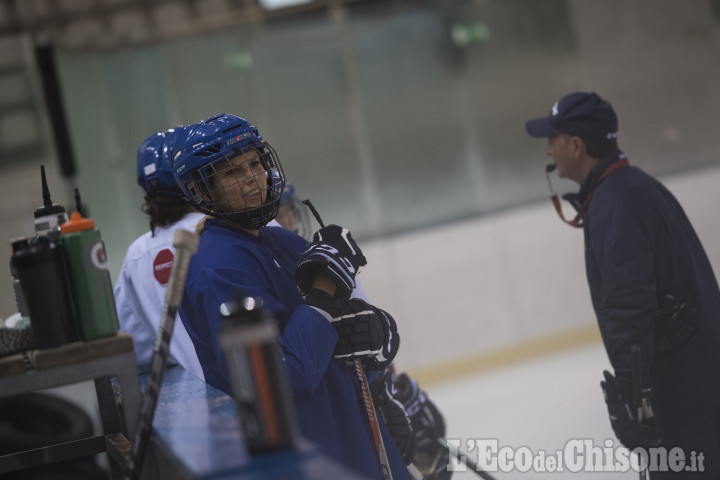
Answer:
[
  {"left": 437, "top": 437, "right": 498, "bottom": 480},
  {"left": 355, "top": 358, "right": 395, "bottom": 480},
  {"left": 631, "top": 345, "right": 650, "bottom": 480},
  {"left": 127, "top": 229, "right": 199, "bottom": 480},
  {"left": 303, "top": 199, "right": 400, "bottom": 480}
]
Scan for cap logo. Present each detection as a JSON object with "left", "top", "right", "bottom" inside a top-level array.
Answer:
[
  {"left": 551, "top": 101, "right": 559, "bottom": 116},
  {"left": 607, "top": 132, "right": 618, "bottom": 140}
]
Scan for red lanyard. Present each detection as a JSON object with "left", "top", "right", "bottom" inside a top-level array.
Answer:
[{"left": 547, "top": 157, "right": 629, "bottom": 228}]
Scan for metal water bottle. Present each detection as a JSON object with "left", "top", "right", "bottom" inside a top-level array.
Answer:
[
  {"left": 220, "top": 296, "right": 299, "bottom": 454},
  {"left": 60, "top": 210, "right": 119, "bottom": 341},
  {"left": 10, "top": 234, "right": 77, "bottom": 348}
]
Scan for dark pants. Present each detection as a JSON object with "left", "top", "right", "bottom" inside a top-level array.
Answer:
[{"left": 650, "top": 321, "right": 720, "bottom": 478}]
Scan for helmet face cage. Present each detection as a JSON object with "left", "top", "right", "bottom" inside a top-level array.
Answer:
[
  {"left": 173, "top": 114, "right": 285, "bottom": 230},
  {"left": 187, "top": 141, "right": 285, "bottom": 229}
]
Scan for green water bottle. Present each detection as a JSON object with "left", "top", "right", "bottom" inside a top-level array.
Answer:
[{"left": 60, "top": 210, "right": 119, "bottom": 341}]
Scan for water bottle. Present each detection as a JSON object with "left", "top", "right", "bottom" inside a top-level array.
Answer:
[
  {"left": 60, "top": 210, "right": 119, "bottom": 341},
  {"left": 10, "top": 234, "right": 77, "bottom": 349},
  {"left": 220, "top": 295, "right": 299, "bottom": 454}
]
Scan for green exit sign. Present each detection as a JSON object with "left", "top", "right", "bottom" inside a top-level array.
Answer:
[
  {"left": 224, "top": 50, "right": 254, "bottom": 72},
  {"left": 451, "top": 21, "right": 491, "bottom": 47}
]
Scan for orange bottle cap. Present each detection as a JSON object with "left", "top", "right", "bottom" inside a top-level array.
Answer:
[{"left": 61, "top": 211, "right": 95, "bottom": 233}]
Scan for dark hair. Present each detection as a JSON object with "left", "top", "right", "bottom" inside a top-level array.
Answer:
[
  {"left": 141, "top": 192, "right": 193, "bottom": 235},
  {"left": 583, "top": 139, "right": 619, "bottom": 159}
]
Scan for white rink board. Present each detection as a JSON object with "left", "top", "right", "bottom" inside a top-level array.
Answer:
[{"left": 360, "top": 165, "right": 720, "bottom": 374}]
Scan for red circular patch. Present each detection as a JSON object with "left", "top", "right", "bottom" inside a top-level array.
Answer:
[{"left": 153, "top": 249, "right": 175, "bottom": 285}]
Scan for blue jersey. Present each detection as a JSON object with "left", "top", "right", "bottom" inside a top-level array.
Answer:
[{"left": 179, "top": 219, "right": 412, "bottom": 480}]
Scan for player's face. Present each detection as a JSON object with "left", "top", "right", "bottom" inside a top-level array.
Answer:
[
  {"left": 546, "top": 134, "right": 582, "bottom": 184},
  {"left": 275, "top": 203, "right": 297, "bottom": 232},
  {"left": 210, "top": 149, "right": 267, "bottom": 212}
]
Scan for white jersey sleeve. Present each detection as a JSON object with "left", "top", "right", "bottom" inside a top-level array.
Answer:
[{"left": 114, "top": 212, "right": 206, "bottom": 380}]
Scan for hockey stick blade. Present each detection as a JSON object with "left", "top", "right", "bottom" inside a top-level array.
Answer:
[{"left": 127, "top": 229, "right": 199, "bottom": 480}]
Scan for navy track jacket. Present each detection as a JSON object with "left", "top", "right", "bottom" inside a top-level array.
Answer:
[{"left": 576, "top": 152, "right": 720, "bottom": 471}]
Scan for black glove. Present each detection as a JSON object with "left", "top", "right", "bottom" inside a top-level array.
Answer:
[
  {"left": 395, "top": 373, "right": 451, "bottom": 480},
  {"left": 295, "top": 225, "right": 367, "bottom": 301},
  {"left": 370, "top": 369, "right": 416, "bottom": 465},
  {"left": 331, "top": 299, "right": 399, "bottom": 371},
  {"left": 601, "top": 370, "right": 662, "bottom": 449}
]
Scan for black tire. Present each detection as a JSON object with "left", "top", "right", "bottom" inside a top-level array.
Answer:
[{"left": 0, "top": 392, "right": 94, "bottom": 455}]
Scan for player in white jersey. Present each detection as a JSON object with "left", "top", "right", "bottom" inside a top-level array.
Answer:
[{"left": 114, "top": 127, "right": 206, "bottom": 379}]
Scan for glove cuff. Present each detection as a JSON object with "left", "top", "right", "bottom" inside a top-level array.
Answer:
[{"left": 304, "top": 288, "right": 339, "bottom": 314}]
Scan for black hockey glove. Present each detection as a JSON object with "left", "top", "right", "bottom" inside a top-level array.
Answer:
[
  {"left": 601, "top": 370, "right": 662, "bottom": 449},
  {"left": 295, "top": 225, "right": 367, "bottom": 301},
  {"left": 370, "top": 369, "right": 416, "bottom": 465},
  {"left": 331, "top": 299, "right": 399, "bottom": 371},
  {"left": 395, "top": 373, "right": 452, "bottom": 480}
]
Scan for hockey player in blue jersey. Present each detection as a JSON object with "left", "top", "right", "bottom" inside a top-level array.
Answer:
[{"left": 171, "top": 113, "right": 414, "bottom": 479}]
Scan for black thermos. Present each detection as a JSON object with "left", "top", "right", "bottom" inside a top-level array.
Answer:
[{"left": 11, "top": 233, "right": 77, "bottom": 349}]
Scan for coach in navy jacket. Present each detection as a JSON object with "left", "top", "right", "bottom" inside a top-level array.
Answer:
[{"left": 527, "top": 92, "right": 720, "bottom": 477}]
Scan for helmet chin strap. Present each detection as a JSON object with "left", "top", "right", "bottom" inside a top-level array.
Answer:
[
  {"left": 217, "top": 205, "right": 275, "bottom": 231},
  {"left": 191, "top": 200, "right": 271, "bottom": 232}
]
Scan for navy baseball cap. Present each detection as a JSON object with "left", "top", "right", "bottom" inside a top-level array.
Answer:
[{"left": 525, "top": 92, "right": 618, "bottom": 144}]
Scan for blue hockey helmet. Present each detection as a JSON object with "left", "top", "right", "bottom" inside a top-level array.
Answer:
[
  {"left": 137, "top": 126, "right": 186, "bottom": 196},
  {"left": 172, "top": 113, "right": 285, "bottom": 229}
]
